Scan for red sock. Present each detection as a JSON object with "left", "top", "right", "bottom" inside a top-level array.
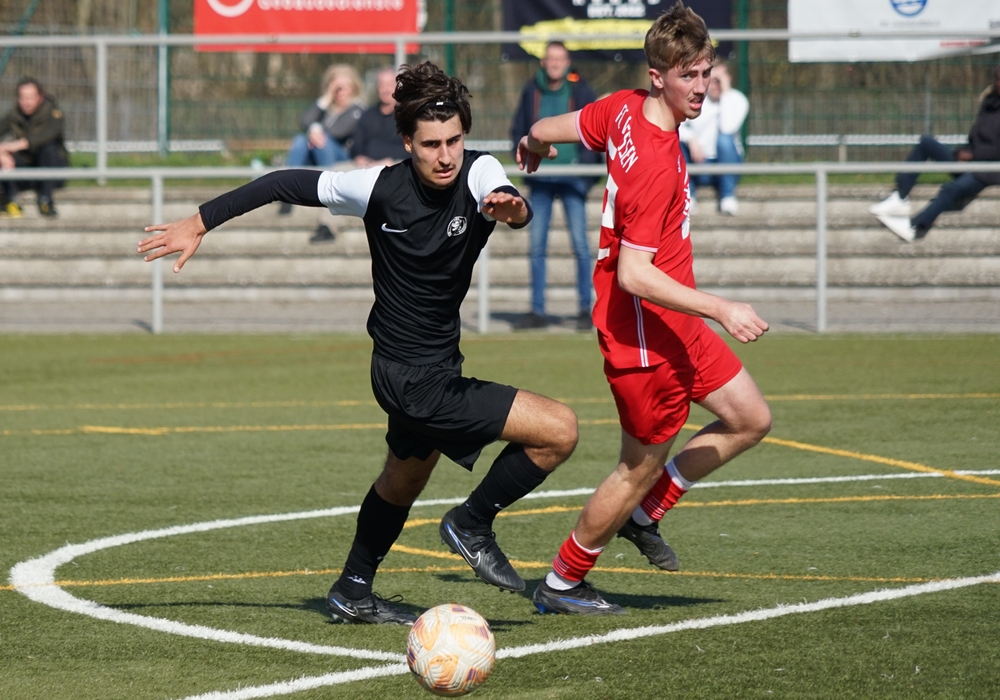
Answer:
[
  {"left": 639, "top": 471, "right": 688, "bottom": 522},
  {"left": 551, "top": 531, "right": 602, "bottom": 583}
]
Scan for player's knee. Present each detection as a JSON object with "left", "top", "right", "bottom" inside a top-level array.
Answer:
[
  {"left": 548, "top": 404, "right": 579, "bottom": 461},
  {"left": 743, "top": 404, "right": 772, "bottom": 446}
]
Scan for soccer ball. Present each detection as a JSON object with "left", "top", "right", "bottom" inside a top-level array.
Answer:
[{"left": 406, "top": 603, "right": 496, "bottom": 696}]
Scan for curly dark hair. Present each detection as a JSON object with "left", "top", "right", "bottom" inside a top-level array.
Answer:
[{"left": 393, "top": 62, "right": 472, "bottom": 137}]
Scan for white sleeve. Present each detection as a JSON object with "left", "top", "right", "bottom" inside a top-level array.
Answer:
[
  {"left": 718, "top": 90, "right": 749, "bottom": 135},
  {"left": 316, "top": 166, "right": 384, "bottom": 217},
  {"left": 468, "top": 155, "right": 516, "bottom": 220}
]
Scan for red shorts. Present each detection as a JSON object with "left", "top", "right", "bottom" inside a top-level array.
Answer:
[{"left": 605, "top": 325, "right": 743, "bottom": 445}]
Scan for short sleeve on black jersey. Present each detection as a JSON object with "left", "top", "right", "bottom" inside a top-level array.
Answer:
[{"left": 317, "top": 167, "right": 384, "bottom": 218}]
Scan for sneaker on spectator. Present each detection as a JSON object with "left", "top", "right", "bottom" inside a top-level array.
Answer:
[
  {"left": 869, "top": 191, "right": 910, "bottom": 217},
  {"left": 1, "top": 201, "right": 23, "bottom": 218},
  {"left": 719, "top": 195, "right": 739, "bottom": 216},
  {"left": 514, "top": 313, "right": 548, "bottom": 331},
  {"left": 875, "top": 214, "right": 916, "bottom": 243},
  {"left": 575, "top": 310, "right": 593, "bottom": 332},
  {"left": 278, "top": 201, "right": 293, "bottom": 216},
  {"left": 309, "top": 224, "right": 335, "bottom": 243},
  {"left": 38, "top": 199, "right": 58, "bottom": 218}
]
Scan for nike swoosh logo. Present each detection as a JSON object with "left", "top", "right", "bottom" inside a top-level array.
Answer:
[
  {"left": 445, "top": 525, "right": 481, "bottom": 567},
  {"left": 381, "top": 223, "right": 408, "bottom": 233},
  {"left": 329, "top": 598, "right": 357, "bottom": 617}
]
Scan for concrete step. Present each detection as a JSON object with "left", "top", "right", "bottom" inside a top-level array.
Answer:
[
  {"left": 3, "top": 225, "right": 999, "bottom": 259},
  {"left": 4, "top": 255, "right": 997, "bottom": 288},
  {"left": 4, "top": 183, "right": 998, "bottom": 228},
  {"left": 2, "top": 184, "right": 998, "bottom": 289}
]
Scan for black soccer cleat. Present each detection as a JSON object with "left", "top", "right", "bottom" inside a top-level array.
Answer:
[
  {"left": 616, "top": 517, "right": 680, "bottom": 571},
  {"left": 532, "top": 579, "right": 627, "bottom": 616},
  {"left": 325, "top": 586, "right": 418, "bottom": 626},
  {"left": 439, "top": 506, "right": 525, "bottom": 592}
]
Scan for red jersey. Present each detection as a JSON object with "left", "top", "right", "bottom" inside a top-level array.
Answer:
[{"left": 577, "top": 89, "right": 705, "bottom": 369}]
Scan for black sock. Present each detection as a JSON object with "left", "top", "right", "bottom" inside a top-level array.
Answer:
[
  {"left": 459, "top": 443, "right": 549, "bottom": 529},
  {"left": 334, "top": 485, "right": 410, "bottom": 600}
]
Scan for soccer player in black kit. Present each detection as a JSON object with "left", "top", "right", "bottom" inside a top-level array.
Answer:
[{"left": 138, "top": 63, "right": 579, "bottom": 625}]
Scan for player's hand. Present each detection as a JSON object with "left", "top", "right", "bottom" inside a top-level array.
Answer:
[
  {"left": 138, "top": 212, "right": 207, "bottom": 273},
  {"left": 717, "top": 301, "right": 768, "bottom": 343},
  {"left": 516, "top": 135, "right": 557, "bottom": 174},
  {"left": 308, "top": 126, "right": 327, "bottom": 150},
  {"left": 716, "top": 68, "right": 732, "bottom": 93},
  {"left": 482, "top": 191, "right": 528, "bottom": 225},
  {"left": 687, "top": 139, "right": 706, "bottom": 164}
]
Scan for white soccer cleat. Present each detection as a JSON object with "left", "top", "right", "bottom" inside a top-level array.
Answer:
[
  {"left": 719, "top": 195, "right": 739, "bottom": 216},
  {"left": 875, "top": 214, "right": 916, "bottom": 243},
  {"left": 869, "top": 191, "right": 910, "bottom": 217}
]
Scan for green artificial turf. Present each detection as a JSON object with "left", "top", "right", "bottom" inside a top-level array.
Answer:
[{"left": 1, "top": 334, "right": 998, "bottom": 699}]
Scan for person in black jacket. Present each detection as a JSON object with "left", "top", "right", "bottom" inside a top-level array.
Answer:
[
  {"left": 511, "top": 42, "right": 600, "bottom": 330},
  {"left": 0, "top": 77, "right": 69, "bottom": 218},
  {"left": 350, "top": 67, "right": 409, "bottom": 168},
  {"left": 138, "top": 62, "right": 579, "bottom": 627},
  {"left": 871, "top": 65, "right": 1000, "bottom": 242}
]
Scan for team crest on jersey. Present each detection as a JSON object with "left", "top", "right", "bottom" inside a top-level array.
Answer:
[{"left": 447, "top": 216, "right": 468, "bottom": 237}]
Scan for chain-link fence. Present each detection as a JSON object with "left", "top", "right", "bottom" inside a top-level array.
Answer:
[{"left": 1, "top": 0, "right": 996, "bottom": 159}]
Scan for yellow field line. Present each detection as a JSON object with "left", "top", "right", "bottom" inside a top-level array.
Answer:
[
  {"left": 5, "top": 493, "right": 997, "bottom": 594},
  {"left": 0, "top": 564, "right": 944, "bottom": 593},
  {"left": 0, "top": 423, "right": 388, "bottom": 437},
  {"left": 0, "top": 400, "right": 379, "bottom": 412},
  {"left": 762, "top": 436, "right": 1000, "bottom": 488},
  {"left": 2, "top": 392, "right": 997, "bottom": 412},
  {"left": 763, "top": 393, "right": 1000, "bottom": 402},
  {"left": 4, "top": 419, "right": 997, "bottom": 491}
]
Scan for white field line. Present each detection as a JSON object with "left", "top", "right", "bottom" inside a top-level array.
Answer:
[
  {"left": 523, "top": 469, "right": 1000, "bottom": 495},
  {"left": 177, "top": 664, "right": 409, "bottom": 700},
  {"left": 178, "top": 571, "right": 1000, "bottom": 700},
  {"left": 10, "top": 470, "right": 1000, "bottom": 696}
]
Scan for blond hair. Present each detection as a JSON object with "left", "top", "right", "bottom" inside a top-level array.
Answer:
[
  {"left": 320, "top": 64, "right": 363, "bottom": 100},
  {"left": 644, "top": 1, "right": 715, "bottom": 73}
]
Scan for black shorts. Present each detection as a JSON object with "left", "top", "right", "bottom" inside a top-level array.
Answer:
[{"left": 370, "top": 351, "right": 518, "bottom": 470}]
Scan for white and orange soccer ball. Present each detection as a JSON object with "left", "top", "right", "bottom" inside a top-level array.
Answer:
[{"left": 406, "top": 603, "right": 496, "bottom": 696}]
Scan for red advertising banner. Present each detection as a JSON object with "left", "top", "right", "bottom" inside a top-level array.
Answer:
[{"left": 193, "top": 0, "right": 423, "bottom": 53}]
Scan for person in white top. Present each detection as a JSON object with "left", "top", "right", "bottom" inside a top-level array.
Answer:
[{"left": 678, "top": 62, "right": 748, "bottom": 215}]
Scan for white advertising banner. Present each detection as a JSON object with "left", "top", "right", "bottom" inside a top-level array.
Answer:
[{"left": 789, "top": 0, "right": 999, "bottom": 62}]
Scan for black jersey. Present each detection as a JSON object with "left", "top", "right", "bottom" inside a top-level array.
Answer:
[
  {"left": 318, "top": 151, "right": 520, "bottom": 365},
  {"left": 197, "top": 151, "right": 528, "bottom": 366}
]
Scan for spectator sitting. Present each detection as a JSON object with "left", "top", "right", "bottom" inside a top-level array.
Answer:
[
  {"left": 0, "top": 77, "right": 69, "bottom": 218},
  {"left": 351, "top": 66, "right": 408, "bottom": 168},
  {"left": 279, "top": 64, "right": 364, "bottom": 215},
  {"left": 870, "top": 65, "right": 1000, "bottom": 242},
  {"left": 678, "top": 61, "right": 748, "bottom": 216},
  {"left": 510, "top": 41, "right": 600, "bottom": 331},
  {"left": 310, "top": 66, "right": 409, "bottom": 243}
]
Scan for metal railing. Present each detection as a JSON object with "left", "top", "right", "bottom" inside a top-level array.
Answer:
[
  {"left": 2, "top": 29, "right": 999, "bottom": 167},
  {"left": 3, "top": 159, "right": 999, "bottom": 335}
]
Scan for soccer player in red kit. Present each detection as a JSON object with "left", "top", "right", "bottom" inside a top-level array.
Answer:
[{"left": 517, "top": 1, "right": 773, "bottom": 614}]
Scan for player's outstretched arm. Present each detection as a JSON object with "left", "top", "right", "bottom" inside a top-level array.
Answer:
[
  {"left": 137, "top": 169, "right": 326, "bottom": 273},
  {"left": 139, "top": 213, "right": 206, "bottom": 273},
  {"left": 618, "top": 246, "right": 768, "bottom": 343},
  {"left": 517, "top": 111, "right": 582, "bottom": 173}
]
